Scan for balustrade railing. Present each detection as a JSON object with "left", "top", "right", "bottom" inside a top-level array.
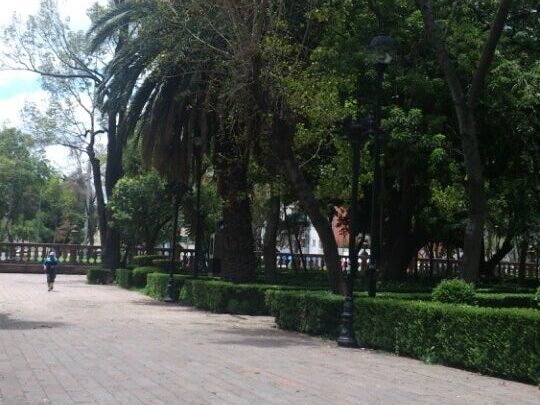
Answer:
[
  {"left": 0, "top": 242, "right": 537, "bottom": 280},
  {"left": 0, "top": 242, "right": 101, "bottom": 265}
]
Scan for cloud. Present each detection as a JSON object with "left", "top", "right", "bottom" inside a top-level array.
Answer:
[{"left": 0, "top": 88, "right": 48, "bottom": 128}]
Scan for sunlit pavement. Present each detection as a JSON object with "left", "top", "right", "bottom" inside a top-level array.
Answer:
[{"left": 0, "top": 274, "right": 537, "bottom": 405}]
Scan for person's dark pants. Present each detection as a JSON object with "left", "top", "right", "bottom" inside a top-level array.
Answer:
[{"left": 46, "top": 268, "right": 56, "bottom": 283}]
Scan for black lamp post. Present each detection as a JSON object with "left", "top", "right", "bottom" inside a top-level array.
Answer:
[
  {"left": 337, "top": 117, "right": 373, "bottom": 348},
  {"left": 164, "top": 182, "right": 185, "bottom": 303},
  {"left": 366, "top": 34, "right": 396, "bottom": 298},
  {"left": 193, "top": 136, "right": 203, "bottom": 278}
]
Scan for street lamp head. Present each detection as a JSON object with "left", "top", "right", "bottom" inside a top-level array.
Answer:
[{"left": 369, "top": 34, "right": 396, "bottom": 65}]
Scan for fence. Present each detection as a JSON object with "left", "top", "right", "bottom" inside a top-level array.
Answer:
[
  {"left": 0, "top": 243, "right": 537, "bottom": 280},
  {"left": 0, "top": 242, "right": 102, "bottom": 265}
]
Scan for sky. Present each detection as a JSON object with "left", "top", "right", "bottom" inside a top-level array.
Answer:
[{"left": 0, "top": 0, "right": 107, "bottom": 172}]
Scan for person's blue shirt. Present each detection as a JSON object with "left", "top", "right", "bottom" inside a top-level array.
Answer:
[{"left": 44, "top": 255, "right": 58, "bottom": 270}]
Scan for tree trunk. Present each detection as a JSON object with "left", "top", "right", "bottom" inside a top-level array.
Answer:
[
  {"left": 87, "top": 146, "right": 107, "bottom": 245},
  {"left": 263, "top": 192, "right": 280, "bottom": 283},
  {"left": 272, "top": 117, "right": 343, "bottom": 294},
  {"left": 101, "top": 112, "right": 124, "bottom": 270},
  {"left": 457, "top": 110, "right": 486, "bottom": 282},
  {"left": 283, "top": 204, "right": 299, "bottom": 273},
  {"left": 480, "top": 237, "right": 512, "bottom": 279},
  {"left": 418, "top": 0, "right": 511, "bottom": 283},
  {"left": 518, "top": 238, "right": 528, "bottom": 283},
  {"left": 380, "top": 167, "right": 422, "bottom": 280},
  {"left": 214, "top": 128, "right": 256, "bottom": 283}
]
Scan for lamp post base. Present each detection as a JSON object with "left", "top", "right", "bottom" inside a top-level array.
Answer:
[{"left": 337, "top": 297, "right": 358, "bottom": 348}]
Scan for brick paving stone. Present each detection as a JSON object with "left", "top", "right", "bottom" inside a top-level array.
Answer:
[{"left": 0, "top": 274, "right": 538, "bottom": 405}]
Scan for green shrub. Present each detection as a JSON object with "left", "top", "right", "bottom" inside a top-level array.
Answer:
[
  {"left": 180, "top": 279, "right": 278, "bottom": 315},
  {"left": 354, "top": 291, "right": 537, "bottom": 309},
  {"left": 151, "top": 259, "right": 185, "bottom": 272},
  {"left": 146, "top": 273, "right": 190, "bottom": 301},
  {"left": 86, "top": 268, "right": 110, "bottom": 285},
  {"left": 131, "top": 255, "right": 164, "bottom": 267},
  {"left": 116, "top": 268, "right": 133, "bottom": 289},
  {"left": 265, "top": 290, "right": 344, "bottom": 337},
  {"left": 535, "top": 287, "right": 540, "bottom": 307},
  {"left": 432, "top": 279, "right": 476, "bottom": 305},
  {"left": 132, "top": 266, "right": 165, "bottom": 288},
  {"left": 354, "top": 297, "right": 540, "bottom": 383},
  {"left": 475, "top": 293, "right": 537, "bottom": 309}
]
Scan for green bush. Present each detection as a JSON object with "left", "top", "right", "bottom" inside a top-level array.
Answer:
[
  {"left": 180, "top": 279, "right": 277, "bottom": 315},
  {"left": 116, "top": 268, "right": 133, "bottom": 289},
  {"left": 354, "top": 297, "right": 540, "bottom": 383},
  {"left": 475, "top": 293, "right": 537, "bottom": 309},
  {"left": 131, "top": 255, "right": 164, "bottom": 267},
  {"left": 432, "top": 279, "right": 476, "bottom": 305},
  {"left": 265, "top": 290, "right": 344, "bottom": 337},
  {"left": 86, "top": 268, "right": 110, "bottom": 285},
  {"left": 354, "top": 291, "right": 537, "bottom": 309},
  {"left": 151, "top": 259, "right": 185, "bottom": 272},
  {"left": 145, "top": 273, "right": 190, "bottom": 301},
  {"left": 132, "top": 266, "right": 165, "bottom": 288}
]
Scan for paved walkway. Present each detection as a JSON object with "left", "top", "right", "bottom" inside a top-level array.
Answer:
[{"left": 0, "top": 274, "right": 537, "bottom": 405}]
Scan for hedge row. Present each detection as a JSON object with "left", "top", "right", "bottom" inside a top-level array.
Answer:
[
  {"left": 116, "top": 268, "right": 133, "bottom": 289},
  {"left": 475, "top": 293, "right": 537, "bottom": 309},
  {"left": 86, "top": 268, "right": 110, "bottom": 285},
  {"left": 179, "top": 279, "right": 291, "bottom": 315},
  {"left": 265, "top": 290, "right": 343, "bottom": 337},
  {"left": 265, "top": 290, "right": 539, "bottom": 383},
  {"left": 145, "top": 273, "right": 191, "bottom": 301},
  {"left": 354, "top": 291, "right": 537, "bottom": 309},
  {"left": 132, "top": 266, "right": 169, "bottom": 288},
  {"left": 131, "top": 255, "right": 164, "bottom": 267},
  {"left": 355, "top": 297, "right": 539, "bottom": 383}
]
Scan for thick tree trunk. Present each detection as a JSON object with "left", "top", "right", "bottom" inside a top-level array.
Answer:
[
  {"left": 380, "top": 167, "right": 422, "bottom": 280},
  {"left": 263, "top": 192, "right": 280, "bottom": 283},
  {"left": 101, "top": 112, "right": 124, "bottom": 270},
  {"left": 273, "top": 118, "right": 343, "bottom": 294},
  {"left": 457, "top": 110, "right": 486, "bottom": 282},
  {"left": 214, "top": 129, "right": 256, "bottom": 283}
]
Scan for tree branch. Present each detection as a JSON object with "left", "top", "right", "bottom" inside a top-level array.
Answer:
[
  {"left": 417, "top": 0, "right": 466, "bottom": 108},
  {"left": 467, "top": 0, "right": 513, "bottom": 106}
]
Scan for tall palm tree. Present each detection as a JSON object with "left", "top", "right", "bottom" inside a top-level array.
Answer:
[{"left": 89, "top": 0, "right": 263, "bottom": 282}]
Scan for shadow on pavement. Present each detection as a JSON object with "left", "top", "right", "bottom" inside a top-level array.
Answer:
[
  {"left": 211, "top": 328, "right": 320, "bottom": 348},
  {"left": 0, "top": 313, "right": 66, "bottom": 330},
  {"left": 129, "top": 299, "right": 183, "bottom": 307}
]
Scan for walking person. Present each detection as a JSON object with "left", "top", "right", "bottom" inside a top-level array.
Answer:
[{"left": 43, "top": 251, "right": 58, "bottom": 291}]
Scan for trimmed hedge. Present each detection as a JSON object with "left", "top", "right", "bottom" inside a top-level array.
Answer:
[
  {"left": 266, "top": 290, "right": 539, "bottom": 382},
  {"left": 116, "top": 268, "right": 133, "bottom": 289},
  {"left": 131, "top": 255, "right": 164, "bottom": 267},
  {"left": 354, "top": 291, "right": 537, "bottom": 309},
  {"left": 145, "top": 273, "right": 190, "bottom": 301},
  {"left": 180, "top": 279, "right": 280, "bottom": 315},
  {"left": 475, "top": 293, "right": 537, "bottom": 309},
  {"left": 86, "top": 268, "right": 110, "bottom": 285},
  {"left": 151, "top": 259, "right": 188, "bottom": 273},
  {"left": 354, "top": 297, "right": 540, "bottom": 383},
  {"left": 265, "top": 290, "right": 343, "bottom": 337},
  {"left": 132, "top": 266, "right": 166, "bottom": 288}
]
